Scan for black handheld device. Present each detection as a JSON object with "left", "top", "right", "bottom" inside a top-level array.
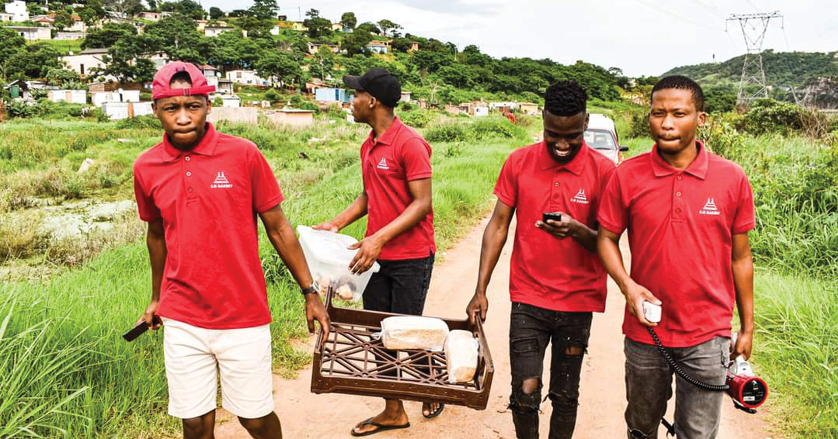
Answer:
[
  {"left": 542, "top": 212, "right": 562, "bottom": 223},
  {"left": 123, "top": 315, "right": 162, "bottom": 342}
]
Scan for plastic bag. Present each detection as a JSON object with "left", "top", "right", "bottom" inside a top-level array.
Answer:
[{"left": 297, "top": 225, "right": 380, "bottom": 302}]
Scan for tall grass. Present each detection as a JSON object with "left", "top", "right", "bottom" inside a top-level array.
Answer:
[{"left": 0, "top": 117, "right": 530, "bottom": 437}]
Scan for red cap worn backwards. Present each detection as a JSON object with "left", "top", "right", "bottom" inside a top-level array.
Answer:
[{"left": 152, "top": 61, "right": 216, "bottom": 100}]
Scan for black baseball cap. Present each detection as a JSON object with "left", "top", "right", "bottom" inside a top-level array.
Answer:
[{"left": 343, "top": 68, "right": 401, "bottom": 108}]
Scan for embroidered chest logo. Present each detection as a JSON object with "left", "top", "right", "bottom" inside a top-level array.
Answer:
[
  {"left": 570, "top": 189, "right": 589, "bottom": 205},
  {"left": 700, "top": 198, "right": 720, "bottom": 215},
  {"left": 211, "top": 171, "right": 233, "bottom": 189},
  {"left": 377, "top": 157, "right": 389, "bottom": 170}
]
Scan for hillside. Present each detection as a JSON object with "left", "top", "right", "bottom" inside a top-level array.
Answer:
[{"left": 663, "top": 50, "right": 838, "bottom": 91}]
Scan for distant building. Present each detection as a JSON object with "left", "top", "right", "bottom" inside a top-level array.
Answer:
[
  {"left": 55, "top": 31, "right": 84, "bottom": 40},
  {"left": 444, "top": 105, "right": 461, "bottom": 115},
  {"left": 47, "top": 89, "right": 87, "bottom": 105},
  {"left": 4, "top": 0, "right": 28, "bottom": 22},
  {"left": 474, "top": 105, "right": 489, "bottom": 117},
  {"left": 315, "top": 87, "right": 352, "bottom": 103},
  {"left": 217, "top": 79, "right": 234, "bottom": 94},
  {"left": 212, "top": 94, "right": 241, "bottom": 107},
  {"left": 204, "top": 25, "right": 235, "bottom": 37},
  {"left": 307, "top": 41, "right": 340, "bottom": 55},
  {"left": 0, "top": 12, "right": 12, "bottom": 21},
  {"left": 268, "top": 109, "right": 314, "bottom": 127},
  {"left": 409, "top": 41, "right": 420, "bottom": 52},
  {"left": 139, "top": 11, "right": 161, "bottom": 21},
  {"left": 226, "top": 70, "right": 270, "bottom": 86},
  {"left": 8, "top": 26, "right": 51, "bottom": 41},
  {"left": 519, "top": 102, "right": 539, "bottom": 116},
  {"left": 102, "top": 101, "right": 153, "bottom": 120},
  {"left": 62, "top": 48, "right": 108, "bottom": 77},
  {"left": 366, "top": 40, "right": 391, "bottom": 54},
  {"left": 89, "top": 82, "right": 141, "bottom": 107},
  {"left": 400, "top": 91, "right": 412, "bottom": 104}
]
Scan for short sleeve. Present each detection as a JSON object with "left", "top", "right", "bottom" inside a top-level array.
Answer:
[
  {"left": 597, "top": 169, "right": 628, "bottom": 234},
  {"left": 731, "top": 173, "right": 756, "bottom": 235},
  {"left": 493, "top": 155, "right": 518, "bottom": 208},
  {"left": 592, "top": 160, "right": 617, "bottom": 225},
  {"left": 133, "top": 165, "right": 161, "bottom": 222},
  {"left": 249, "top": 148, "right": 284, "bottom": 213},
  {"left": 401, "top": 138, "right": 432, "bottom": 181}
]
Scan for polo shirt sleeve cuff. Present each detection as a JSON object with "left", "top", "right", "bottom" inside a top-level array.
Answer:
[
  {"left": 255, "top": 194, "right": 284, "bottom": 214},
  {"left": 732, "top": 222, "right": 756, "bottom": 235},
  {"left": 597, "top": 216, "right": 625, "bottom": 235},
  {"left": 493, "top": 189, "right": 515, "bottom": 208},
  {"left": 406, "top": 171, "right": 432, "bottom": 181}
]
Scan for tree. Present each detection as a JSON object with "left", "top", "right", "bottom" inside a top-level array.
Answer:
[
  {"left": 105, "top": 0, "right": 143, "bottom": 18},
  {"left": 4, "top": 44, "right": 62, "bottom": 79},
  {"left": 356, "top": 22, "right": 380, "bottom": 35},
  {"left": 144, "top": 14, "right": 211, "bottom": 63},
  {"left": 147, "top": 0, "right": 158, "bottom": 10},
  {"left": 209, "top": 6, "right": 223, "bottom": 20},
  {"left": 53, "top": 9, "right": 74, "bottom": 32},
  {"left": 249, "top": 0, "right": 277, "bottom": 20},
  {"left": 377, "top": 19, "right": 401, "bottom": 37},
  {"left": 311, "top": 44, "right": 335, "bottom": 80},
  {"left": 97, "top": 37, "right": 156, "bottom": 83},
  {"left": 0, "top": 27, "right": 26, "bottom": 78},
  {"left": 340, "top": 12, "right": 357, "bottom": 30},
  {"left": 81, "top": 22, "right": 137, "bottom": 50},
  {"left": 45, "top": 68, "right": 81, "bottom": 87},
  {"left": 303, "top": 9, "right": 332, "bottom": 39},
  {"left": 342, "top": 28, "right": 373, "bottom": 57},
  {"left": 255, "top": 51, "right": 302, "bottom": 88},
  {"left": 160, "top": 0, "right": 204, "bottom": 20}
]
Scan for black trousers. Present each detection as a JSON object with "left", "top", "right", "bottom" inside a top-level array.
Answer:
[{"left": 509, "top": 302, "right": 593, "bottom": 439}]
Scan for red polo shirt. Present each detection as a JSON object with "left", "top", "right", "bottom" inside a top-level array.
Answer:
[
  {"left": 133, "top": 123, "right": 283, "bottom": 329},
  {"left": 494, "top": 142, "right": 616, "bottom": 312},
  {"left": 361, "top": 117, "right": 435, "bottom": 260},
  {"left": 598, "top": 142, "right": 755, "bottom": 347}
]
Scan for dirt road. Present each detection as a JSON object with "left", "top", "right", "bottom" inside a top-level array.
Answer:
[{"left": 216, "top": 217, "right": 777, "bottom": 438}]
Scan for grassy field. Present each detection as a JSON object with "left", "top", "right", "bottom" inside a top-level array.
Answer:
[{"left": 0, "top": 116, "right": 533, "bottom": 437}]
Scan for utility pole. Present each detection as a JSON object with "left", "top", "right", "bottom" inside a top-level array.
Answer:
[{"left": 726, "top": 11, "right": 782, "bottom": 105}]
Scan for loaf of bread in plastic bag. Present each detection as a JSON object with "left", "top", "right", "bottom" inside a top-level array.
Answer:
[
  {"left": 445, "top": 330, "right": 479, "bottom": 383},
  {"left": 381, "top": 316, "right": 449, "bottom": 351}
]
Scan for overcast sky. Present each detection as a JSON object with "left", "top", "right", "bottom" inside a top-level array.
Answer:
[{"left": 199, "top": 0, "right": 838, "bottom": 77}]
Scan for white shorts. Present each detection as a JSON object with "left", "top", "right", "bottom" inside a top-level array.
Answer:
[{"left": 162, "top": 318, "right": 274, "bottom": 419}]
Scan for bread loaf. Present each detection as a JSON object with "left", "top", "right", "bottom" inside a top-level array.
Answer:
[
  {"left": 381, "top": 316, "right": 449, "bottom": 351},
  {"left": 445, "top": 330, "right": 478, "bottom": 383}
]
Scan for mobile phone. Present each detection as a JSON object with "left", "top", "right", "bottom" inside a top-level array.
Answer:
[
  {"left": 123, "top": 315, "right": 162, "bottom": 342},
  {"left": 542, "top": 212, "right": 562, "bottom": 223}
]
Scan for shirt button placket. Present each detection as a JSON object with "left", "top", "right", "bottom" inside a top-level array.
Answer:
[{"left": 673, "top": 173, "right": 685, "bottom": 218}]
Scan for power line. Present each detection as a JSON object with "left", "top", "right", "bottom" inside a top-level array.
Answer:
[
  {"left": 687, "top": 0, "right": 726, "bottom": 21},
  {"left": 632, "top": 0, "right": 724, "bottom": 31}
]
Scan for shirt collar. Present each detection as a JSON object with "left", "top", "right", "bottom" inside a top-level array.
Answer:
[
  {"left": 162, "top": 122, "right": 219, "bottom": 161},
  {"left": 650, "top": 140, "right": 708, "bottom": 180},
  {"left": 538, "top": 140, "right": 589, "bottom": 175},
  {"left": 366, "top": 117, "right": 403, "bottom": 147}
]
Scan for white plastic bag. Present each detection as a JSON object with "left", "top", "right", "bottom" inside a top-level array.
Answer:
[
  {"left": 297, "top": 225, "right": 380, "bottom": 302},
  {"left": 445, "top": 330, "right": 479, "bottom": 383},
  {"left": 381, "top": 316, "right": 449, "bottom": 351}
]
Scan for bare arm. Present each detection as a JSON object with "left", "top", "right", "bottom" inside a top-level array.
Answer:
[
  {"left": 141, "top": 218, "right": 166, "bottom": 329},
  {"left": 259, "top": 205, "right": 330, "bottom": 337},
  {"left": 315, "top": 192, "right": 369, "bottom": 232},
  {"left": 731, "top": 233, "right": 755, "bottom": 360},
  {"left": 348, "top": 178, "right": 432, "bottom": 274},
  {"left": 597, "top": 227, "right": 660, "bottom": 327},
  {"left": 466, "top": 200, "right": 515, "bottom": 323}
]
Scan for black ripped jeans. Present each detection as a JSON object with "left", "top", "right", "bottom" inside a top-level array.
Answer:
[{"left": 509, "top": 302, "right": 593, "bottom": 439}]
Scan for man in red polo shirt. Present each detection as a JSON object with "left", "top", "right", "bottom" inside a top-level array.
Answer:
[
  {"left": 133, "top": 62, "right": 330, "bottom": 439},
  {"left": 466, "top": 80, "right": 616, "bottom": 439},
  {"left": 312, "top": 68, "right": 439, "bottom": 436},
  {"left": 597, "top": 76, "right": 755, "bottom": 439}
]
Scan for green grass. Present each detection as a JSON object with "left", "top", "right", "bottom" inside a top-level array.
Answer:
[
  {"left": 30, "top": 39, "right": 83, "bottom": 56},
  {"left": 0, "top": 117, "right": 533, "bottom": 437}
]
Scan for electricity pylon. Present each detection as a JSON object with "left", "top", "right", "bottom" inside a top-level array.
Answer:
[{"left": 726, "top": 11, "right": 782, "bottom": 105}]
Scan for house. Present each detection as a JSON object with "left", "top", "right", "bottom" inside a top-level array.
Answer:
[
  {"left": 409, "top": 41, "right": 420, "bottom": 52},
  {"left": 199, "top": 64, "right": 221, "bottom": 87},
  {"left": 47, "top": 89, "right": 87, "bottom": 104},
  {"left": 226, "top": 70, "right": 270, "bottom": 86},
  {"left": 204, "top": 25, "right": 235, "bottom": 37},
  {"left": 366, "top": 40, "right": 391, "bottom": 54},
  {"left": 268, "top": 109, "right": 314, "bottom": 127},
  {"left": 307, "top": 42, "right": 340, "bottom": 55},
  {"left": 489, "top": 102, "right": 520, "bottom": 112},
  {"left": 56, "top": 31, "right": 84, "bottom": 40},
  {"left": 444, "top": 105, "right": 461, "bottom": 115},
  {"left": 474, "top": 105, "right": 489, "bottom": 117},
  {"left": 213, "top": 94, "right": 240, "bottom": 107},
  {"left": 101, "top": 101, "right": 153, "bottom": 120},
  {"left": 4, "top": 0, "right": 28, "bottom": 22},
  {"left": 400, "top": 91, "right": 412, "bottom": 104},
  {"left": 4, "top": 80, "right": 55, "bottom": 100},
  {"left": 89, "top": 82, "right": 141, "bottom": 107},
  {"left": 139, "top": 11, "right": 161, "bottom": 21},
  {"left": 315, "top": 87, "right": 352, "bottom": 103},
  {"left": 8, "top": 26, "right": 52, "bottom": 41},
  {"left": 64, "top": 18, "right": 87, "bottom": 32},
  {"left": 147, "top": 52, "right": 171, "bottom": 69},
  {"left": 61, "top": 48, "right": 108, "bottom": 77},
  {"left": 217, "top": 79, "right": 234, "bottom": 94},
  {"left": 519, "top": 102, "right": 539, "bottom": 116},
  {"left": 33, "top": 16, "right": 53, "bottom": 26},
  {"left": 0, "top": 12, "right": 12, "bottom": 21}
]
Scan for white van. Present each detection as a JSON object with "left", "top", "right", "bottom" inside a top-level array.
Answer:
[{"left": 585, "top": 114, "right": 628, "bottom": 165}]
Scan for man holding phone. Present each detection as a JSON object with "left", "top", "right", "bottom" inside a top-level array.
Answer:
[
  {"left": 466, "top": 80, "right": 615, "bottom": 438},
  {"left": 132, "top": 62, "right": 329, "bottom": 439}
]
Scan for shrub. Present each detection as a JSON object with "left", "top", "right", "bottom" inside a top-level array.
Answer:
[
  {"left": 425, "top": 122, "right": 470, "bottom": 143},
  {"left": 115, "top": 115, "right": 162, "bottom": 130},
  {"left": 265, "top": 89, "right": 281, "bottom": 104},
  {"left": 627, "top": 109, "right": 650, "bottom": 138},
  {"left": 470, "top": 118, "right": 527, "bottom": 140},
  {"left": 398, "top": 110, "right": 432, "bottom": 128}
]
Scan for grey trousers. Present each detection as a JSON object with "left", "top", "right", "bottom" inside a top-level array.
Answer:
[{"left": 624, "top": 336, "right": 731, "bottom": 439}]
